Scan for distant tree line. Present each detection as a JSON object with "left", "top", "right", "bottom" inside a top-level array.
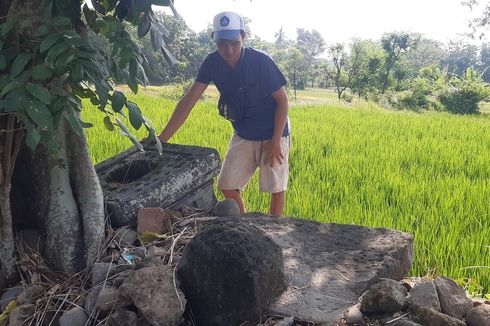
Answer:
[{"left": 99, "top": 11, "right": 490, "bottom": 114}]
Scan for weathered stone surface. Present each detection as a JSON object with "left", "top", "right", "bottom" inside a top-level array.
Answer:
[
  {"left": 96, "top": 286, "right": 119, "bottom": 314},
  {"left": 85, "top": 284, "right": 103, "bottom": 314},
  {"left": 119, "top": 265, "right": 185, "bottom": 326},
  {"left": 212, "top": 198, "right": 240, "bottom": 217},
  {"left": 360, "top": 278, "right": 408, "bottom": 314},
  {"left": 434, "top": 276, "right": 473, "bottom": 319},
  {"left": 114, "top": 227, "right": 138, "bottom": 246},
  {"left": 91, "top": 262, "right": 133, "bottom": 286},
  {"left": 413, "top": 306, "right": 466, "bottom": 326},
  {"left": 0, "top": 286, "right": 23, "bottom": 312},
  {"left": 179, "top": 219, "right": 286, "bottom": 326},
  {"left": 345, "top": 303, "right": 363, "bottom": 324},
  {"left": 137, "top": 207, "right": 172, "bottom": 234},
  {"left": 107, "top": 308, "right": 140, "bottom": 326},
  {"left": 219, "top": 214, "right": 413, "bottom": 325},
  {"left": 95, "top": 143, "right": 220, "bottom": 227},
  {"left": 17, "top": 284, "right": 44, "bottom": 305},
  {"left": 17, "top": 228, "right": 44, "bottom": 252},
  {"left": 59, "top": 307, "right": 88, "bottom": 326},
  {"left": 466, "top": 304, "right": 490, "bottom": 326},
  {"left": 9, "top": 303, "right": 35, "bottom": 326},
  {"left": 409, "top": 281, "right": 441, "bottom": 311}
]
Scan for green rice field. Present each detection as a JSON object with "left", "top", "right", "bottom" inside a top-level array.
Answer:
[{"left": 84, "top": 86, "right": 490, "bottom": 296}]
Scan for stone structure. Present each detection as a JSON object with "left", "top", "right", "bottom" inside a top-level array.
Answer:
[{"left": 95, "top": 143, "right": 221, "bottom": 227}]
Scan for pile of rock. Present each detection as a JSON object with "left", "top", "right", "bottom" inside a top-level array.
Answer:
[{"left": 345, "top": 276, "right": 490, "bottom": 326}]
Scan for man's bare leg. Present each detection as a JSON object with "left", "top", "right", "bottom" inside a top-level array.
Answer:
[
  {"left": 270, "top": 191, "right": 285, "bottom": 216},
  {"left": 221, "top": 189, "right": 246, "bottom": 214}
]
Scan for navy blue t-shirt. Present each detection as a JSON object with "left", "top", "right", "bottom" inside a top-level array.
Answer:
[{"left": 196, "top": 47, "right": 289, "bottom": 141}]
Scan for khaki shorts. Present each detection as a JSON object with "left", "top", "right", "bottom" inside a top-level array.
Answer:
[{"left": 217, "top": 134, "right": 290, "bottom": 193}]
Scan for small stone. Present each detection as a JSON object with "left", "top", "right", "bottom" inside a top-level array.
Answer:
[
  {"left": 92, "top": 262, "right": 112, "bottom": 286},
  {"left": 114, "top": 227, "right": 138, "bottom": 246},
  {"left": 409, "top": 281, "right": 441, "bottom": 311},
  {"left": 85, "top": 284, "right": 103, "bottom": 314},
  {"left": 274, "top": 316, "right": 295, "bottom": 326},
  {"left": 9, "top": 304, "right": 35, "bottom": 326},
  {"left": 413, "top": 306, "right": 466, "bottom": 326},
  {"left": 360, "top": 278, "right": 408, "bottom": 314},
  {"left": 17, "top": 284, "right": 44, "bottom": 305},
  {"left": 212, "top": 199, "right": 240, "bottom": 217},
  {"left": 466, "top": 304, "right": 490, "bottom": 326},
  {"left": 96, "top": 287, "right": 120, "bottom": 314},
  {"left": 0, "top": 286, "right": 24, "bottom": 312},
  {"left": 107, "top": 308, "right": 139, "bottom": 326},
  {"left": 394, "top": 320, "right": 422, "bottom": 326},
  {"left": 434, "top": 276, "right": 473, "bottom": 319},
  {"left": 59, "top": 307, "right": 88, "bottom": 326},
  {"left": 137, "top": 207, "right": 172, "bottom": 234},
  {"left": 345, "top": 303, "right": 363, "bottom": 324}
]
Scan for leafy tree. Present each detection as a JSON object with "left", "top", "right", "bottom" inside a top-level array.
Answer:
[
  {"left": 296, "top": 28, "right": 326, "bottom": 87},
  {"left": 328, "top": 41, "right": 364, "bottom": 100},
  {"left": 380, "top": 32, "right": 420, "bottom": 94},
  {"left": 0, "top": 0, "right": 175, "bottom": 281},
  {"left": 403, "top": 37, "right": 447, "bottom": 80},
  {"left": 443, "top": 40, "right": 479, "bottom": 77},
  {"left": 350, "top": 40, "right": 384, "bottom": 99}
]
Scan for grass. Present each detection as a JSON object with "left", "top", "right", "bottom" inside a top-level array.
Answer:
[{"left": 83, "top": 86, "right": 490, "bottom": 296}]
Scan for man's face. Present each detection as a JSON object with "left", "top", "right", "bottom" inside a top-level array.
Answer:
[{"left": 216, "top": 37, "right": 243, "bottom": 66}]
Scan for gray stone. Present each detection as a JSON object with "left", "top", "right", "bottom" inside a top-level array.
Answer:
[
  {"left": 119, "top": 265, "right": 185, "bottom": 326},
  {"left": 107, "top": 308, "right": 139, "bottom": 326},
  {"left": 212, "top": 198, "right": 240, "bottom": 216},
  {"left": 222, "top": 215, "right": 413, "bottom": 324},
  {"left": 0, "top": 286, "right": 23, "bottom": 312},
  {"left": 96, "top": 286, "right": 120, "bottom": 314},
  {"left": 178, "top": 219, "right": 286, "bottom": 326},
  {"left": 413, "top": 306, "right": 466, "bottom": 326},
  {"left": 95, "top": 142, "right": 221, "bottom": 227},
  {"left": 345, "top": 303, "right": 363, "bottom": 324},
  {"left": 394, "top": 320, "right": 422, "bottom": 326},
  {"left": 434, "top": 276, "right": 473, "bottom": 319},
  {"left": 466, "top": 304, "right": 490, "bottom": 326},
  {"left": 84, "top": 284, "right": 103, "bottom": 314},
  {"left": 114, "top": 227, "right": 138, "bottom": 246},
  {"left": 59, "top": 307, "right": 88, "bottom": 326},
  {"left": 92, "top": 262, "right": 112, "bottom": 286},
  {"left": 360, "top": 278, "right": 408, "bottom": 314},
  {"left": 17, "top": 284, "right": 44, "bottom": 305},
  {"left": 409, "top": 281, "right": 441, "bottom": 311},
  {"left": 274, "top": 316, "right": 295, "bottom": 326},
  {"left": 9, "top": 303, "right": 35, "bottom": 326}
]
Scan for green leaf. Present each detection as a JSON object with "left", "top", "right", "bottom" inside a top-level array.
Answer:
[
  {"left": 103, "top": 116, "right": 114, "bottom": 131},
  {"left": 26, "top": 124, "right": 41, "bottom": 150},
  {"left": 40, "top": 33, "right": 60, "bottom": 53},
  {"left": 10, "top": 53, "right": 32, "bottom": 78},
  {"left": 1, "top": 18, "right": 15, "bottom": 37},
  {"left": 26, "top": 83, "right": 52, "bottom": 105},
  {"left": 83, "top": 4, "right": 99, "bottom": 33},
  {"left": 111, "top": 91, "right": 126, "bottom": 112},
  {"left": 31, "top": 65, "right": 53, "bottom": 80},
  {"left": 0, "top": 81, "right": 21, "bottom": 98},
  {"left": 71, "top": 63, "right": 84, "bottom": 83},
  {"left": 26, "top": 99, "right": 53, "bottom": 130},
  {"left": 4, "top": 89, "right": 29, "bottom": 112},
  {"left": 63, "top": 107, "right": 83, "bottom": 136},
  {"left": 34, "top": 24, "right": 51, "bottom": 38},
  {"left": 150, "top": 28, "right": 162, "bottom": 52},
  {"left": 137, "top": 15, "right": 151, "bottom": 38},
  {"left": 52, "top": 17, "right": 72, "bottom": 27},
  {"left": 0, "top": 54, "right": 6, "bottom": 70},
  {"left": 46, "top": 42, "right": 70, "bottom": 65},
  {"left": 160, "top": 44, "right": 178, "bottom": 65},
  {"left": 54, "top": 52, "right": 75, "bottom": 75},
  {"left": 126, "top": 101, "right": 143, "bottom": 129}
]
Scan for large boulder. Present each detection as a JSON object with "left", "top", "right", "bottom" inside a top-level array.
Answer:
[
  {"left": 178, "top": 219, "right": 286, "bottom": 325},
  {"left": 95, "top": 143, "right": 220, "bottom": 227}
]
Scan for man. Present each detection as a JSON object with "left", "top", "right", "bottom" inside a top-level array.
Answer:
[{"left": 158, "top": 11, "right": 290, "bottom": 216}]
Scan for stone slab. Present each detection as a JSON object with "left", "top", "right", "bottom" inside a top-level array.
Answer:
[
  {"left": 234, "top": 214, "right": 414, "bottom": 325},
  {"left": 95, "top": 143, "right": 221, "bottom": 227}
]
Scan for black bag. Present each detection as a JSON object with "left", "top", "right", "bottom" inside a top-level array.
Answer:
[
  {"left": 218, "top": 50, "right": 248, "bottom": 123},
  {"left": 218, "top": 86, "right": 246, "bottom": 123}
]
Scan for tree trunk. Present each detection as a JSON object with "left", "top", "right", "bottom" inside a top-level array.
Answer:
[
  {"left": 0, "top": 183, "right": 16, "bottom": 282},
  {"left": 12, "top": 121, "right": 105, "bottom": 273}
]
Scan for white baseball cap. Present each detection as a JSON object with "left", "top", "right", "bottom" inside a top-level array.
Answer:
[{"left": 212, "top": 11, "right": 244, "bottom": 41}]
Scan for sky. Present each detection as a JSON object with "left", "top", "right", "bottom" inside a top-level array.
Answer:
[{"left": 160, "top": 0, "right": 484, "bottom": 45}]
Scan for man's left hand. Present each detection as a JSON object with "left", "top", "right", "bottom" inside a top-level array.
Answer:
[{"left": 264, "top": 139, "right": 284, "bottom": 167}]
